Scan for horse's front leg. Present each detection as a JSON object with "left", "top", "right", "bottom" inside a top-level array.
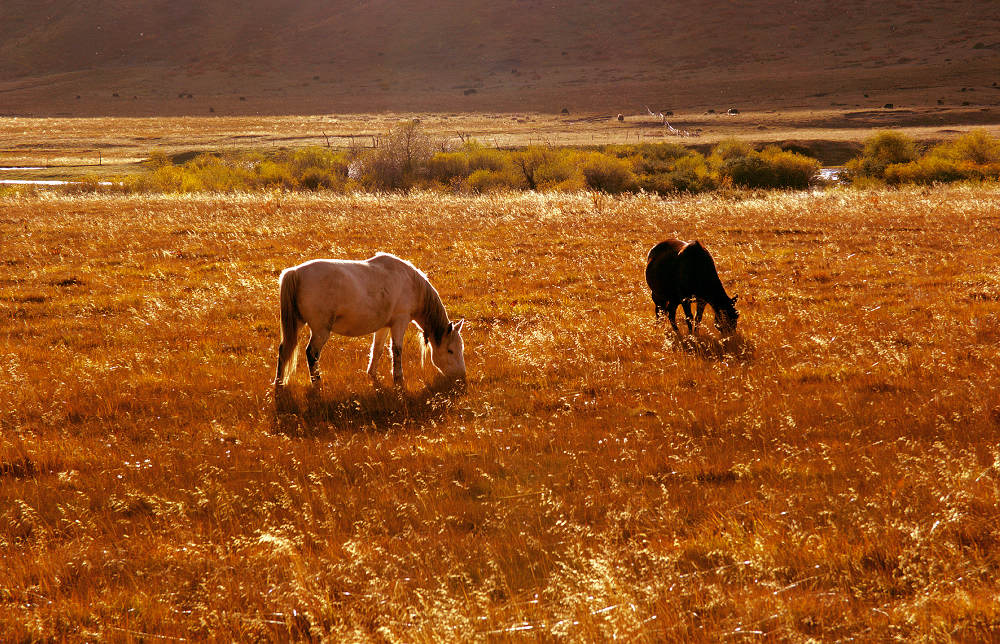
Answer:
[
  {"left": 389, "top": 323, "right": 409, "bottom": 389},
  {"left": 694, "top": 299, "right": 706, "bottom": 330},
  {"left": 367, "top": 327, "right": 390, "bottom": 388}
]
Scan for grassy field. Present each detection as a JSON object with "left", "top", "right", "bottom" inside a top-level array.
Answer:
[{"left": 2, "top": 185, "right": 1000, "bottom": 640}]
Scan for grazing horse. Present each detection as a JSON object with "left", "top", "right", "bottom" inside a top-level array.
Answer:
[
  {"left": 274, "top": 253, "right": 466, "bottom": 389},
  {"left": 645, "top": 239, "right": 739, "bottom": 336}
]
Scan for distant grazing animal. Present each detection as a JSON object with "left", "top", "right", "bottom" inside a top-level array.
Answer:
[
  {"left": 645, "top": 239, "right": 739, "bottom": 336},
  {"left": 274, "top": 253, "right": 466, "bottom": 389}
]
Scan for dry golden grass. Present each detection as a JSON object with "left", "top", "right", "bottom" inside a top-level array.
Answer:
[{"left": 2, "top": 185, "right": 1000, "bottom": 640}]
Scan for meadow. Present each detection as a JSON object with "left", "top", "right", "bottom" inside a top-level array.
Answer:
[{"left": 2, "top": 185, "right": 1000, "bottom": 640}]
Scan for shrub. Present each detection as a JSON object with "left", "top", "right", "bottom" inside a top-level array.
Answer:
[
  {"left": 426, "top": 151, "right": 470, "bottom": 186},
  {"left": 845, "top": 131, "right": 919, "bottom": 180},
  {"left": 463, "top": 168, "right": 519, "bottom": 193},
  {"left": 297, "top": 167, "right": 335, "bottom": 191},
  {"left": 944, "top": 130, "right": 1000, "bottom": 165},
  {"left": 147, "top": 150, "right": 172, "bottom": 169},
  {"left": 255, "top": 160, "right": 296, "bottom": 190},
  {"left": 353, "top": 121, "right": 433, "bottom": 191},
  {"left": 284, "top": 147, "right": 349, "bottom": 188},
  {"left": 426, "top": 141, "right": 507, "bottom": 189},
  {"left": 759, "top": 146, "right": 820, "bottom": 189},
  {"left": 604, "top": 144, "right": 716, "bottom": 194},
  {"left": 354, "top": 146, "right": 409, "bottom": 191},
  {"left": 862, "top": 131, "right": 919, "bottom": 164},
  {"left": 710, "top": 138, "right": 755, "bottom": 166},
  {"left": 884, "top": 156, "right": 967, "bottom": 185},
  {"left": 605, "top": 143, "right": 690, "bottom": 174},
  {"left": 673, "top": 154, "right": 716, "bottom": 191},
  {"left": 580, "top": 152, "right": 636, "bottom": 193},
  {"left": 534, "top": 150, "right": 581, "bottom": 190},
  {"left": 845, "top": 130, "right": 1000, "bottom": 185},
  {"left": 718, "top": 147, "right": 818, "bottom": 189},
  {"left": 463, "top": 141, "right": 506, "bottom": 173},
  {"left": 510, "top": 147, "right": 553, "bottom": 190}
]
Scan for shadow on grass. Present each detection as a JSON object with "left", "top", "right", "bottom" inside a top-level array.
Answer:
[
  {"left": 271, "top": 378, "right": 466, "bottom": 436},
  {"left": 671, "top": 331, "right": 755, "bottom": 363}
]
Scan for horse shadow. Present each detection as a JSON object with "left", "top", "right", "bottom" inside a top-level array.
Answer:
[
  {"left": 271, "top": 378, "right": 466, "bottom": 437},
  {"left": 670, "top": 331, "right": 754, "bottom": 363}
]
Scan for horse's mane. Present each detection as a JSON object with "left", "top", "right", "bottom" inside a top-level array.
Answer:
[
  {"left": 386, "top": 256, "right": 450, "bottom": 345},
  {"left": 419, "top": 280, "right": 450, "bottom": 345},
  {"left": 370, "top": 252, "right": 450, "bottom": 344}
]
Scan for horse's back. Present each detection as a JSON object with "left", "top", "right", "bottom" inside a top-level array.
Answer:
[
  {"left": 288, "top": 255, "right": 415, "bottom": 336},
  {"left": 293, "top": 254, "right": 410, "bottom": 287},
  {"left": 646, "top": 239, "right": 687, "bottom": 265},
  {"left": 645, "top": 239, "right": 690, "bottom": 291}
]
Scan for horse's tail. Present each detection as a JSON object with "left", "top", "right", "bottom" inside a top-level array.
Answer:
[{"left": 275, "top": 268, "right": 301, "bottom": 385}]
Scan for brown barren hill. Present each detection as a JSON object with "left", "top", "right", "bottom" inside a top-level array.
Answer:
[{"left": 0, "top": 0, "right": 999, "bottom": 116}]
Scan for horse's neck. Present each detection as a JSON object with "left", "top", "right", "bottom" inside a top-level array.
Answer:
[
  {"left": 414, "top": 274, "right": 449, "bottom": 341},
  {"left": 704, "top": 282, "right": 733, "bottom": 313},
  {"left": 695, "top": 267, "right": 730, "bottom": 309}
]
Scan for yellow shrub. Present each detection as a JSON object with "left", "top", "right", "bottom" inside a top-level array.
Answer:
[{"left": 580, "top": 152, "right": 636, "bottom": 193}]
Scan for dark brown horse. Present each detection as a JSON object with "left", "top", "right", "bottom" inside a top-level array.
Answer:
[{"left": 645, "top": 239, "right": 739, "bottom": 336}]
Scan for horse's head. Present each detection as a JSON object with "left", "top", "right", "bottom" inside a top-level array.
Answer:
[
  {"left": 715, "top": 295, "right": 739, "bottom": 335},
  {"left": 424, "top": 319, "right": 466, "bottom": 380}
]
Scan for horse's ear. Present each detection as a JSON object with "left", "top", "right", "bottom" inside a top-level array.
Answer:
[{"left": 454, "top": 318, "right": 465, "bottom": 333}]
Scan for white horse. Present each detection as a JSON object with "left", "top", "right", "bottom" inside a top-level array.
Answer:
[{"left": 274, "top": 253, "right": 466, "bottom": 389}]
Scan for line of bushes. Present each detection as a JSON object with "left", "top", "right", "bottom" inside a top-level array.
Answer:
[
  {"left": 846, "top": 129, "right": 1000, "bottom": 186},
  {"left": 123, "top": 121, "right": 820, "bottom": 195},
  {"left": 114, "top": 123, "right": 1000, "bottom": 196},
  {"left": 131, "top": 147, "right": 352, "bottom": 192}
]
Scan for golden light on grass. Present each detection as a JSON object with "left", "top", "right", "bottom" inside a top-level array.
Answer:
[{"left": 2, "top": 185, "right": 1000, "bottom": 639}]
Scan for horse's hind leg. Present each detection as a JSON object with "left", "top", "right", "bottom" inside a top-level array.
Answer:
[
  {"left": 666, "top": 302, "right": 683, "bottom": 337},
  {"left": 305, "top": 327, "right": 331, "bottom": 384},
  {"left": 652, "top": 294, "right": 665, "bottom": 319},
  {"left": 681, "top": 299, "right": 696, "bottom": 332},
  {"left": 367, "top": 327, "right": 390, "bottom": 388}
]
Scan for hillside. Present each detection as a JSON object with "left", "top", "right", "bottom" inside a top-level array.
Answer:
[{"left": 1, "top": 0, "right": 999, "bottom": 117}]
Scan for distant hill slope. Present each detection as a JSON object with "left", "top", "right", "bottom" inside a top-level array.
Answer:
[{"left": 1, "top": 0, "right": 998, "bottom": 116}]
